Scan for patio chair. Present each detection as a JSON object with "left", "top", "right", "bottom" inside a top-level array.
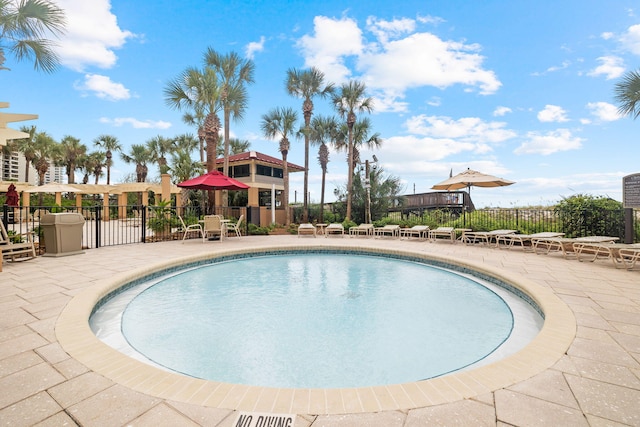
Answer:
[
  {"left": 462, "top": 229, "right": 517, "bottom": 246},
  {"left": 297, "top": 223, "right": 317, "bottom": 237},
  {"left": 178, "top": 215, "right": 204, "bottom": 243},
  {"left": 1, "top": 221, "right": 37, "bottom": 266},
  {"left": 400, "top": 225, "right": 430, "bottom": 240},
  {"left": 349, "top": 223, "right": 374, "bottom": 237},
  {"left": 325, "top": 223, "right": 345, "bottom": 237},
  {"left": 374, "top": 224, "right": 400, "bottom": 239},
  {"left": 203, "top": 215, "right": 226, "bottom": 241},
  {"left": 496, "top": 232, "right": 564, "bottom": 251},
  {"left": 428, "top": 227, "right": 456, "bottom": 243},
  {"left": 227, "top": 215, "right": 244, "bottom": 237}
]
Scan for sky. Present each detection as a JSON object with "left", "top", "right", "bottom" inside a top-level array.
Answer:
[{"left": 3, "top": 0, "right": 640, "bottom": 208}]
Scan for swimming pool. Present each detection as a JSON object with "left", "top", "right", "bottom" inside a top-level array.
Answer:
[
  {"left": 57, "top": 243, "right": 575, "bottom": 414},
  {"left": 90, "top": 250, "right": 543, "bottom": 389}
]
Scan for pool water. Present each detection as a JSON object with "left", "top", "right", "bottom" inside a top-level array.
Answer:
[{"left": 92, "top": 253, "right": 543, "bottom": 389}]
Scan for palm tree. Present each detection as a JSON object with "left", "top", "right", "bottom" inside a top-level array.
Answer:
[
  {"left": 204, "top": 49, "right": 255, "bottom": 178},
  {"left": 165, "top": 66, "right": 222, "bottom": 174},
  {"left": 614, "top": 69, "right": 640, "bottom": 119},
  {"left": 309, "top": 115, "right": 340, "bottom": 223},
  {"left": 0, "top": 0, "right": 66, "bottom": 73},
  {"left": 261, "top": 107, "right": 298, "bottom": 226},
  {"left": 216, "top": 136, "right": 251, "bottom": 157},
  {"left": 120, "top": 144, "right": 151, "bottom": 183},
  {"left": 286, "top": 67, "right": 334, "bottom": 222},
  {"left": 145, "top": 135, "right": 175, "bottom": 176},
  {"left": 180, "top": 109, "right": 207, "bottom": 163},
  {"left": 14, "top": 125, "right": 37, "bottom": 183},
  {"left": 59, "top": 135, "right": 87, "bottom": 184},
  {"left": 331, "top": 80, "right": 373, "bottom": 220},
  {"left": 93, "top": 134, "right": 121, "bottom": 185},
  {"left": 31, "top": 131, "right": 58, "bottom": 185}
]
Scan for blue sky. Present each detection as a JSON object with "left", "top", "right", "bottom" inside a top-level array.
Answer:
[{"left": 3, "top": 0, "right": 640, "bottom": 207}]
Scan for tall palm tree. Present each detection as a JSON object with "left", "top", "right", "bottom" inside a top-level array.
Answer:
[
  {"left": 145, "top": 135, "right": 175, "bottom": 176},
  {"left": 0, "top": 0, "right": 66, "bottom": 73},
  {"left": 309, "top": 115, "right": 340, "bottom": 223},
  {"left": 31, "top": 131, "right": 58, "bottom": 185},
  {"left": 14, "top": 125, "right": 37, "bottom": 183},
  {"left": 59, "top": 135, "right": 86, "bottom": 184},
  {"left": 204, "top": 49, "right": 255, "bottom": 178},
  {"left": 261, "top": 107, "right": 298, "bottom": 226},
  {"left": 165, "top": 66, "right": 222, "bottom": 174},
  {"left": 614, "top": 69, "right": 640, "bottom": 119},
  {"left": 120, "top": 144, "right": 151, "bottom": 183},
  {"left": 331, "top": 80, "right": 373, "bottom": 220},
  {"left": 286, "top": 67, "right": 334, "bottom": 221},
  {"left": 93, "top": 134, "right": 121, "bottom": 185}
]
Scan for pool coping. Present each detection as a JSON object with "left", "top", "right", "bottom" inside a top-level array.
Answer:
[{"left": 55, "top": 243, "right": 576, "bottom": 415}]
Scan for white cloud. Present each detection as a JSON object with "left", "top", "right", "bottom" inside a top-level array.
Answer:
[
  {"left": 74, "top": 74, "right": 130, "bottom": 100},
  {"left": 366, "top": 17, "right": 415, "bottom": 44},
  {"left": 537, "top": 105, "right": 569, "bottom": 123},
  {"left": 514, "top": 129, "right": 583, "bottom": 155},
  {"left": 587, "top": 56, "right": 625, "bottom": 80},
  {"left": 296, "top": 15, "right": 365, "bottom": 83},
  {"left": 620, "top": 24, "right": 640, "bottom": 55},
  {"left": 359, "top": 32, "right": 501, "bottom": 95},
  {"left": 99, "top": 117, "right": 171, "bottom": 129},
  {"left": 246, "top": 36, "right": 266, "bottom": 59},
  {"left": 55, "top": 0, "right": 135, "bottom": 71},
  {"left": 585, "top": 101, "right": 621, "bottom": 122},
  {"left": 296, "top": 15, "right": 501, "bottom": 103},
  {"left": 493, "top": 106, "right": 512, "bottom": 117}
]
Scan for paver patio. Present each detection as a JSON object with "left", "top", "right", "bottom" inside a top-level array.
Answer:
[{"left": 1, "top": 235, "right": 639, "bottom": 426}]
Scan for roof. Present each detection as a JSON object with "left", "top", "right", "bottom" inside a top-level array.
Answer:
[{"left": 214, "top": 151, "right": 304, "bottom": 172}]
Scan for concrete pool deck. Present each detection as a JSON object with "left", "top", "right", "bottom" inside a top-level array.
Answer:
[{"left": 1, "top": 235, "right": 639, "bottom": 426}]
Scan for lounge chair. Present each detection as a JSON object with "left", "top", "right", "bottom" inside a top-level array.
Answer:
[
  {"left": 325, "top": 223, "right": 345, "bottom": 237},
  {"left": 532, "top": 236, "right": 619, "bottom": 259},
  {"left": 178, "top": 215, "right": 204, "bottom": 243},
  {"left": 349, "top": 223, "right": 374, "bottom": 237},
  {"left": 462, "top": 229, "right": 517, "bottom": 246},
  {"left": 374, "top": 224, "right": 400, "bottom": 238},
  {"left": 400, "top": 225, "right": 430, "bottom": 240},
  {"left": 297, "top": 223, "right": 317, "bottom": 237},
  {"left": 428, "top": 227, "right": 456, "bottom": 243},
  {"left": 1, "top": 221, "right": 37, "bottom": 269},
  {"left": 227, "top": 215, "right": 244, "bottom": 237},
  {"left": 203, "top": 215, "right": 225, "bottom": 241},
  {"left": 496, "top": 232, "right": 565, "bottom": 251}
]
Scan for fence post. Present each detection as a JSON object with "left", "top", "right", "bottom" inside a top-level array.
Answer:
[
  {"left": 141, "top": 206, "right": 147, "bottom": 243},
  {"left": 94, "top": 205, "right": 101, "bottom": 248}
]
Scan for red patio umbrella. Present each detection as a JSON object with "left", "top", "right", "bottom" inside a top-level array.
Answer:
[{"left": 177, "top": 171, "right": 250, "bottom": 190}]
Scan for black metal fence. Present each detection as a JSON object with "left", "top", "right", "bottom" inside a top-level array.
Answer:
[
  {"left": 2, "top": 204, "right": 638, "bottom": 249},
  {"left": 1, "top": 204, "right": 248, "bottom": 251}
]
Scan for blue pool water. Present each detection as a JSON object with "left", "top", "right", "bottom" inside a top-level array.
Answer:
[{"left": 92, "top": 253, "right": 543, "bottom": 389}]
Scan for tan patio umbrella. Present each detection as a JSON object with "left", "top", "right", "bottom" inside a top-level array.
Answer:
[
  {"left": 431, "top": 168, "right": 515, "bottom": 195},
  {"left": 24, "top": 182, "right": 83, "bottom": 206}
]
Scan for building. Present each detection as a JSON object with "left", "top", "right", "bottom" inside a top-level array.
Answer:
[{"left": 214, "top": 151, "right": 304, "bottom": 224}]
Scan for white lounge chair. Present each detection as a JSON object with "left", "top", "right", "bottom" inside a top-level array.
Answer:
[
  {"left": 374, "top": 224, "right": 400, "bottom": 238},
  {"left": 297, "top": 223, "right": 316, "bottom": 237},
  {"left": 227, "top": 215, "right": 244, "bottom": 237},
  {"left": 429, "top": 227, "right": 456, "bottom": 243},
  {"left": 400, "top": 225, "right": 430, "bottom": 240},
  {"left": 203, "top": 215, "right": 225, "bottom": 241},
  {"left": 325, "top": 223, "right": 345, "bottom": 237},
  {"left": 496, "top": 231, "right": 564, "bottom": 251},
  {"left": 349, "top": 223, "right": 374, "bottom": 237},
  {"left": 178, "top": 215, "right": 204, "bottom": 243}
]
